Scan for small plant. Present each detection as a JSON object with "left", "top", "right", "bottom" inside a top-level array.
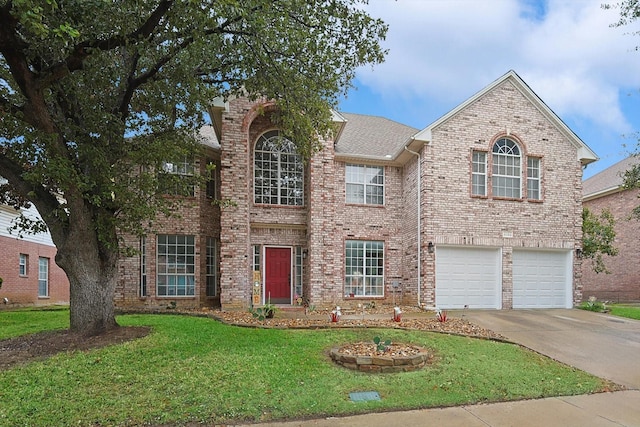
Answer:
[
  {"left": 373, "top": 336, "right": 391, "bottom": 352},
  {"left": 580, "top": 296, "right": 607, "bottom": 312},
  {"left": 436, "top": 309, "right": 447, "bottom": 323},
  {"left": 250, "top": 302, "right": 277, "bottom": 321},
  {"left": 167, "top": 301, "right": 177, "bottom": 310}
]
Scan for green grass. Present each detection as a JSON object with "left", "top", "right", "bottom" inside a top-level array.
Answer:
[
  {"left": 0, "top": 310, "right": 610, "bottom": 426},
  {"left": 610, "top": 304, "right": 640, "bottom": 320},
  {"left": 0, "top": 305, "right": 69, "bottom": 339}
]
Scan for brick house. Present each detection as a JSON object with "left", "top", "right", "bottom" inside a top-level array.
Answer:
[
  {"left": 0, "top": 202, "right": 70, "bottom": 306},
  {"left": 115, "top": 70, "right": 597, "bottom": 311},
  {"left": 582, "top": 157, "right": 640, "bottom": 302}
]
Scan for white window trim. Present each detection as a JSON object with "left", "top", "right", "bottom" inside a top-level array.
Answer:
[
  {"left": 527, "top": 157, "right": 542, "bottom": 200},
  {"left": 471, "top": 151, "right": 487, "bottom": 196},
  {"left": 345, "top": 164, "right": 385, "bottom": 205},
  {"left": 156, "top": 234, "right": 196, "bottom": 297},
  {"left": 19, "top": 253, "right": 28, "bottom": 276},
  {"left": 254, "top": 130, "right": 304, "bottom": 206},
  {"left": 38, "top": 257, "right": 49, "bottom": 298},
  {"left": 345, "top": 240, "right": 385, "bottom": 298}
]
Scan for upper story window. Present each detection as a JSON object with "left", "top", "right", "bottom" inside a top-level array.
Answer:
[
  {"left": 471, "top": 138, "right": 542, "bottom": 201},
  {"left": 159, "top": 159, "right": 195, "bottom": 197},
  {"left": 492, "top": 138, "right": 521, "bottom": 199},
  {"left": 527, "top": 157, "right": 541, "bottom": 200},
  {"left": 471, "top": 151, "right": 487, "bottom": 196},
  {"left": 254, "top": 130, "right": 304, "bottom": 206},
  {"left": 345, "top": 164, "right": 384, "bottom": 205}
]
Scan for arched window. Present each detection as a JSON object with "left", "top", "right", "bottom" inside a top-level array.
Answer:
[
  {"left": 492, "top": 138, "right": 521, "bottom": 198},
  {"left": 254, "top": 130, "right": 304, "bottom": 206}
]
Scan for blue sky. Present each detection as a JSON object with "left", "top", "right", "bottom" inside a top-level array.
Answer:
[{"left": 337, "top": 0, "right": 640, "bottom": 179}]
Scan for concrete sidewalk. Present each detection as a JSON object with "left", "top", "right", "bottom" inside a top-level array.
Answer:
[{"left": 239, "top": 391, "right": 640, "bottom": 427}]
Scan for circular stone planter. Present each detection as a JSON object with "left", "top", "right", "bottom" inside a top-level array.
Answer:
[{"left": 330, "top": 343, "right": 431, "bottom": 373}]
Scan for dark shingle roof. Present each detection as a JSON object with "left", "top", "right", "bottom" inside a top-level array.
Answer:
[
  {"left": 335, "top": 113, "right": 418, "bottom": 159},
  {"left": 583, "top": 156, "right": 639, "bottom": 198}
]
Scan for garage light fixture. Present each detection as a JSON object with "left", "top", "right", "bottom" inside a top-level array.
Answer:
[{"left": 427, "top": 241, "right": 434, "bottom": 254}]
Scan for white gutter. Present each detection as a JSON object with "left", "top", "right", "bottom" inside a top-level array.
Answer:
[{"left": 404, "top": 144, "right": 422, "bottom": 308}]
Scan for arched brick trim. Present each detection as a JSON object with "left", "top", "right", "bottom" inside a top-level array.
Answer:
[{"left": 241, "top": 100, "right": 278, "bottom": 134}]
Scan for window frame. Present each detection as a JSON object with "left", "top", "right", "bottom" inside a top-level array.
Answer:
[
  {"left": 38, "top": 257, "right": 49, "bottom": 298},
  {"left": 205, "top": 159, "right": 217, "bottom": 199},
  {"left": 527, "top": 157, "right": 542, "bottom": 200},
  {"left": 19, "top": 253, "right": 28, "bottom": 276},
  {"left": 205, "top": 237, "right": 217, "bottom": 297},
  {"left": 492, "top": 138, "right": 522, "bottom": 199},
  {"left": 159, "top": 158, "right": 196, "bottom": 197},
  {"left": 471, "top": 150, "right": 487, "bottom": 197},
  {"left": 345, "top": 164, "right": 385, "bottom": 205},
  {"left": 156, "top": 234, "right": 196, "bottom": 297},
  {"left": 253, "top": 130, "right": 304, "bottom": 206},
  {"left": 344, "top": 240, "right": 385, "bottom": 298}
]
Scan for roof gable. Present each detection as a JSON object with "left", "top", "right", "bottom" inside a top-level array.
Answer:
[{"left": 413, "top": 70, "right": 598, "bottom": 166}]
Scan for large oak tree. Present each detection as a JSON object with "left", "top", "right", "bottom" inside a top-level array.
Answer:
[{"left": 0, "top": 0, "right": 387, "bottom": 335}]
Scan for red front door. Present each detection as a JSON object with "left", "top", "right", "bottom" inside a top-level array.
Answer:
[{"left": 265, "top": 247, "right": 291, "bottom": 304}]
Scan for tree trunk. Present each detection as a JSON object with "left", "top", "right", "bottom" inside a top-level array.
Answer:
[
  {"left": 60, "top": 251, "right": 119, "bottom": 336},
  {"left": 53, "top": 199, "right": 120, "bottom": 336}
]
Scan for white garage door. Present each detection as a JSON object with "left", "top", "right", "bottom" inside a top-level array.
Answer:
[
  {"left": 435, "top": 247, "right": 501, "bottom": 309},
  {"left": 512, "top": 250, "right": 572, "bottom": 308}
]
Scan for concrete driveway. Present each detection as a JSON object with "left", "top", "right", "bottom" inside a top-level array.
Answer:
[{"left": 463, "top": 308, "right": 640, "bottom": 389}]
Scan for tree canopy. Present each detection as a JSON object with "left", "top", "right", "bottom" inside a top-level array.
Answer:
[
  {"left": 582, "top": 207, "right": 618, "bottom": 274},
  {"left": 0, "top": 0, "right": 387, "bottom": 334}
]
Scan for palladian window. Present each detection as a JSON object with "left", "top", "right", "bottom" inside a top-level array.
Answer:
[
  {"left": 254, "top": 130, "right": 304, "bottom": 206},
  {"left": 492, "top": 138, "right": 521, "bottom": 199}
]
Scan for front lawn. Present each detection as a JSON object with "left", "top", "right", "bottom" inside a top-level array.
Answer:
[
  {"left": 610, "top": 304, "right": 640, "bottom": 320},
  {"left": 0, "top": 310, "right": 611, "bottom": 426}
]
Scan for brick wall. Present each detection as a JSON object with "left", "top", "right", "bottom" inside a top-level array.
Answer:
[
  {"left": 582, "top": 189, "right": 640, "bottom": 302},
  {"left": 423, "top": 80, "right": 584, "bottom": 308},
  {"left": 115, "top": 149, "right": 221, "bottom": 309},
  {"left": 0, "top": 235, "right": 69, "bottom": 306}
]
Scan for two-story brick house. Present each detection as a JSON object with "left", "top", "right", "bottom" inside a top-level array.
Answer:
[{"left": 115, "top": 70, "right": 597, "bottom": 311}]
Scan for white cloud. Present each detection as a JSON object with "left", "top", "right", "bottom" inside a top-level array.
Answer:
[{"left": 356, "top": 0, "right": 640, "bottom": 133}]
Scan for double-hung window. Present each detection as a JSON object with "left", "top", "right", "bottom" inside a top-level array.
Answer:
[
  {"left": 345, "top": 164, "right": 384, "bottom": 205},
  {"left": 159, "top": 159, "right": 195, "bottom": 196},
  {"left": 19, "top": 253, "right": 28, "bottom": 276},
  {"left": 471, "top": 151, "right": 487, "bottom": 196},
  {"left": 254, "top": 130, "right": 304, "bottom": 206},
  {"left": 157, "top": 235, "right": 195, "bottom": 296},
  {"left": 527, "top": 157, "right": 541, "bottom": 200},
  {"left": 38, "top": 257, "right": 49, "bottom": 297},
  {"left": 345, "top": 240, "right": 384, "bottom": 297}
]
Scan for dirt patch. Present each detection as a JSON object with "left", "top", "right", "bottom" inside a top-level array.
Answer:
[{"left": 0, "top": 326, "right": 150, "bottom": 371}]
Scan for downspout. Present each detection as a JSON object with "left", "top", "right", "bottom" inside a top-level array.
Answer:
[{"left": 404, "top": 144, "right": 422, "bottom": 308}]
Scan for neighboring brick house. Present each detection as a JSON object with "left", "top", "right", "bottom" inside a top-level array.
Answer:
[
  {"left": 582, "top": 157, "right": 640, "bottom": 302},
  {"left": 0, "top": 203, "right": 70, "bottom": 306},
  {"left": 115, "top": 70, "right": 597, "bottom": 311}
]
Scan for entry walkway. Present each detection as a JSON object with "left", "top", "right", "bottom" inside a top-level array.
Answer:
[{"left": 236, "top": 309, "right": 640, "bottom": 427}]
